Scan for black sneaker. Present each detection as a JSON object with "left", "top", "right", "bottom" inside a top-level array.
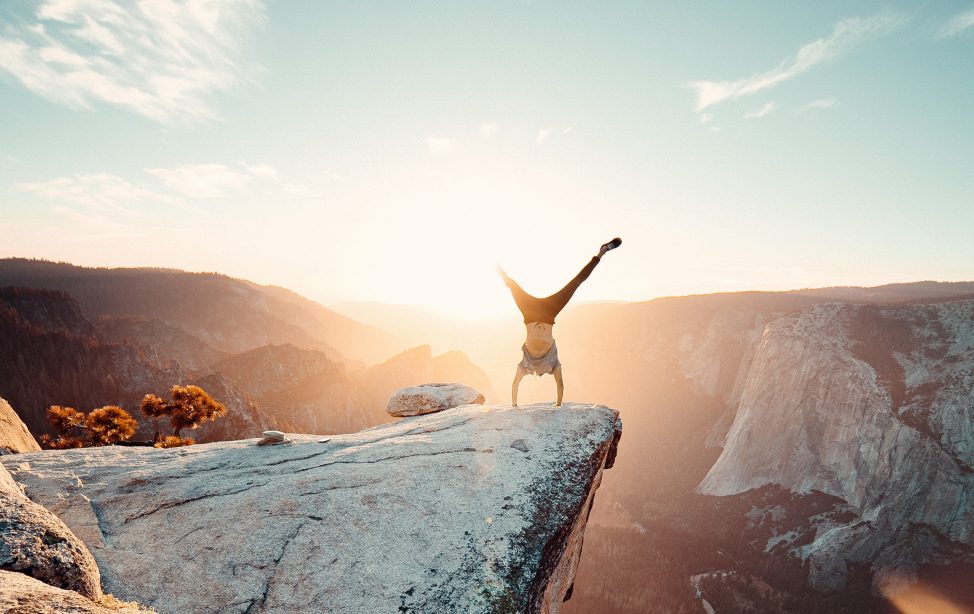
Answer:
[{"left": 601, "top": 237, "right": 622, "bottom": 252}]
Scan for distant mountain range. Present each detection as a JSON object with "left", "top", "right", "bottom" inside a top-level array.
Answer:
[
  {"left": 0, "top": 258, "right": 404, "bottom": 365},
  {"left": 0, "top": 259, "right": 491, "bottom": 443}
]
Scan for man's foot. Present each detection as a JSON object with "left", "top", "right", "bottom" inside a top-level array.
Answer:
[{"left": 598, "top": 237, "right": 622, "bottom": 257}]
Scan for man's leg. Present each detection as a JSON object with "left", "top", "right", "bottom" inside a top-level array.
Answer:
[
  {"left": 539, "top": 239, "right": 621, "bottom": 321},
  {"left": 499, "top": 268, "right": 539, "bottom": 322},
  {"left": 511, "top": 365, "right": 527, "bottom": 407},
  {"left": 539, "top": 256, "right": 601, "bottom": 320},
  {"left": 553, "top": 365, "right": 564, "bottom": 406}
]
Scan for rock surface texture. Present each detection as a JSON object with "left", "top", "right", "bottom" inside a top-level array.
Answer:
[
  {"left": 698, "top": 301, "right": 974, "bottom": 589},
  {"left": 0, "top": 570, "right": 149, "bottom": 614},
  {"left": 386, "top": 382, "right": 485, "bottom": 416},
  {"left": 0, "top": 464, "right": 103, "bottom": 599},
  {"left": 3, "top": 402, "right": 621, "bottom": 614},
  {"left": 0, "top": 396, "right": 40, "bottom": 454}
]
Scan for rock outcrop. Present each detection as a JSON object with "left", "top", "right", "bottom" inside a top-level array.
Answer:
[
  {"left": 698, "top": 301, "right": 974, "bottom": 589},
  {"left": 0, "top": 464, "right": 102, "bottom": 599},
  {"left": 386, "top": 383, "right": 485, "bottom": 416},
  {"left": 0, "top": 397, "right": 40, "bottom": 454},
  {"left": 3, "top": 402, "right": 621, "bottom": 614}
]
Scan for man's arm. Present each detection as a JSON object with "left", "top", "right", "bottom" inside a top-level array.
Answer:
[
  {"left": 553, "top": 366, "right": 564, "bottom": 406},
  {"left": 511, "top": 365, "right": 526, "bottom": 407}
]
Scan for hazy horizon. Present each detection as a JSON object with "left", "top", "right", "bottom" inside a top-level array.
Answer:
[{"left": 5, "top": 255, "right": 974, "bottom": 325}]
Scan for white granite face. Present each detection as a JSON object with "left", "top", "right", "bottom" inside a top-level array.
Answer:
[{"left": 697, "top": 301, "right": 974, "bottom": 589}]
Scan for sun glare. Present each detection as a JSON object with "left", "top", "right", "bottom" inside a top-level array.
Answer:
[{"left": 883, "top": 580, "right": 969, "bottom": 614}]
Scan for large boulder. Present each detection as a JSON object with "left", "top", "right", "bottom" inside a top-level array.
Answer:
[
  {"left": 0, "top": 397, "right": 40, "bottom": 454},
  {"left": 386, "top": 382, "right": 485, "bottom": 416},
  {"left": 3, "top": 402, "right": 621, "bottom": 614},
  {"left": 0, "top": 464, "right": 102, "bottom": 600}
]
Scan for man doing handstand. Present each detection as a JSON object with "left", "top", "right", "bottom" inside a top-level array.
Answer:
[{"left": 499, "top": 238, "right": 621, "bottom": 407}]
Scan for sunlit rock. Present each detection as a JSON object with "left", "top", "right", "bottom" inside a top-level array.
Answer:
[
  {"left": 0, "top": 396, "right": 40, "bottom": 454},
  {"left": 386, "top": 382, "right": 485, "bottom": 417}
]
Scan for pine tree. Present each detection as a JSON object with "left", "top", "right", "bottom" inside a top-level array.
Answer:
[{"left": 140, "top": 384, "right": 226, "bottom": 444}]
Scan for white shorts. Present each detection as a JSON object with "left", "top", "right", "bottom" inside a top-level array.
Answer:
[{"left": 519, "top": 341, "right": 561, "bottom": 376}]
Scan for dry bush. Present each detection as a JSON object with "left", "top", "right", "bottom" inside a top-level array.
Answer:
[
  {"left": 154, "top": 435, "right": 195, "bottom": 448},
  {"left": 40, "top": 404, "right": 137, "bottom": 448},
  {"left": 86, "top": 405, "right": 137, "bottom": 445}
]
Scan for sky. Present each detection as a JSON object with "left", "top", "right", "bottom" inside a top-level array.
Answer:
[{"left": 1, "top": 1, "right": 973, "bottom": 319}]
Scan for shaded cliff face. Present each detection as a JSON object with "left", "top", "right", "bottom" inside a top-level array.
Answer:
[
  {"left": 95, "top": 316, "right": 230, "bottom": 375},
  {"left": 0, "top": 287, "right": 185, "bottom": 437},
  {"left": 0, "top": 287, "right": 275, "bottom": 442},
  {"left": 699, "top": 300, "right": 974, "bottom": 589},
  {"left": 4, "top": 403, "right": 621, "bottom": 614}
]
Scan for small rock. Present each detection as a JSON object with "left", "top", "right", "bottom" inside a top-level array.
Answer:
[
  {"left": 511, "top": 439, "right": 529, "bottom": 453},
  {"left": 386, "top": 383, "right": 485, "bottom": 417},
  {"left": 256, "top": 430, "right": 290, "bottom": 446}
]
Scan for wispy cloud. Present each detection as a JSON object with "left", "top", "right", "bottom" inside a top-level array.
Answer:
[
  {"left": 744, "top": 102, "right": 777, "bottom": 119},
  {"left": 426, "top": 136, "right": 456, "bottom": 155},
  {"left": 146, "top": 162, "right": 275, "bottom": 198},
  {"left": 798, "top": 98, "right": 838, "bottom": 113},
  {"left": 939, "top": 7, "right": 974, "bottom": 38},
  {"left": 480, "top": 122, "right": 499, "bottom": 138},
  {"left": 536, "top": 127, "right": 553, "bottom": 145},
  {"left": 239, "top": 160, "right": 278, "bottom": 180},
  {"left": 687, "top": 13, "right": 904, "bottom": 112},
  {"left": 19, "top": 161, "right": 287, "bottom": 221},
  {"left": 0, "top": 0, "right": 265, "bottom": 123},
  {"left": 18, "top": 173, "right": 179, "bottom": 212}
]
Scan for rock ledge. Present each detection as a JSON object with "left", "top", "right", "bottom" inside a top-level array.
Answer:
[{"left": 3, "top": 402, "right": 620, "bottom": 614}]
